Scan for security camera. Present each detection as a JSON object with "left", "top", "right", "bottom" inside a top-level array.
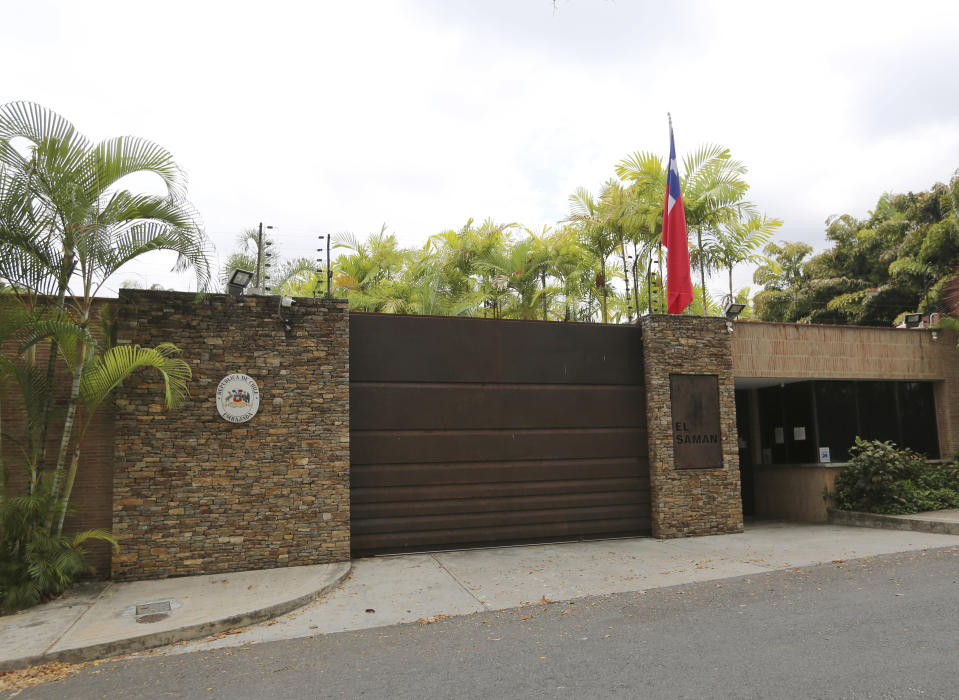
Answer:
[{"left": 280, "top": 296, "right": 295, "bottom": 308}]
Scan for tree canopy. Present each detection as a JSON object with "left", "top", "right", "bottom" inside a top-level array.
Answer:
[
  {"left": 754, "top": 172, "right": 959, "bottom": 326},
  {"left": 238, "top": 141, "right": 776, "bottom": 323}
]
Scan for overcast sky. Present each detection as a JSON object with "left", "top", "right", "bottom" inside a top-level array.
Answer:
[{"left": 4, "top": 0, "right": 959, "bottom": 298}]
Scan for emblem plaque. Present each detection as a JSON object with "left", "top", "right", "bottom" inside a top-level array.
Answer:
[{"left": 215, "top": 373, "right": 260, "bottom": 423}]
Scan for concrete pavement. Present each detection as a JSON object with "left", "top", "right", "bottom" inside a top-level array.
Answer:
[
  {"left": 2, "top": 520, "right": 959, "bottom": 671},
  {"left": 140, "top": 521, "right": 959, "bottom": 657},
  {"left": 0, "top": 562, "right": 350, "bottom": 671}
]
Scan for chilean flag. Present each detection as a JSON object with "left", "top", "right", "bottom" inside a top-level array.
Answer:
[{"left": 661, "top": 122, "right": 693, "bottom": 314}]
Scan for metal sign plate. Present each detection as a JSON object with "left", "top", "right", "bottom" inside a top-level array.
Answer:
[{"left": 670, "top": 374, "right": 723, "bottom": 469}]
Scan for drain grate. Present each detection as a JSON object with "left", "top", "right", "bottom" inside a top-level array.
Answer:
[
  {"left": 136, "top": 613, "right": 169, "bottom": 624},
  {"left": 135, "top": 600, "right": 172, "bottom": 616}
]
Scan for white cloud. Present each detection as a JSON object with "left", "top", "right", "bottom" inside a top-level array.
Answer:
[{"left": 2, "top": 0, "right": 958, "bottom": 300}]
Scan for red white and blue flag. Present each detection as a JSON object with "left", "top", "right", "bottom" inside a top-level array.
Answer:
[{"left": 661, "top": 121, "right": 693, "bottom": 314}]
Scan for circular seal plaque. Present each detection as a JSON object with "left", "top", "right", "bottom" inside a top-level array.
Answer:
[{"left": 215, "top": 373, "right": 260, "bottom": 423}]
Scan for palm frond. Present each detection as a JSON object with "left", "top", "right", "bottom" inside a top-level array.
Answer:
[{"left": 79, "top": 343, "right": 191, "bottom": 411}]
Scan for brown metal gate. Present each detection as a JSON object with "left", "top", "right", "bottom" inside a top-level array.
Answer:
[{"left": 349, "top": 313, "right": 650, "bottom": 555}]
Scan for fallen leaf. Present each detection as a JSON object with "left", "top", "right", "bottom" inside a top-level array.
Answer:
[
  {"left": 416, "top": 615, "right": 451, "bottom": 625},
  {"left": 0, "top": 661, "right": 92, "bottom": 692}
]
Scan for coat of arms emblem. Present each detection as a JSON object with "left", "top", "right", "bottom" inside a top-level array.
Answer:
[{"left": 215, "top": 374, "right": 260, "bottom": 423}]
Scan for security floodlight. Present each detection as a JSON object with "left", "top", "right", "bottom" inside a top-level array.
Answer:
[
  {"left": 227, "top": 268, "right": 254, "bottom": 297},
  {"left": 903, "top": 313, "right": 923, "bottom": 328},
  {"left": 724, "top": 302, "right": 746, "bottom": 321}
]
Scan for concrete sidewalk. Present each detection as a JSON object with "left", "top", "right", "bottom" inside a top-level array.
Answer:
[
  {"left": 3, "top": 521, "right": 959, "bottom": 671},
  {"left": 138, "top": 521, "right": 959, "bottom": 657},
  {"left": 0, "top": 562, "right": 350, "bottom": 672}
]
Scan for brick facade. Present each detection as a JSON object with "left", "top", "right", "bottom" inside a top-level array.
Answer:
[
  {"left": 640, "top": 315, "right": 744, "bottom": 538},
  {"left": 1, "top": 300, "right": 116, "bottom": 575},
  {"left": 111, "top": 291, "right": 349, "bottom": 580}
]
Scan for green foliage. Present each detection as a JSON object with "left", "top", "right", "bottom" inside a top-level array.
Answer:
[
  {"left": 754, "top": 171, "right": 959, "bottom": 325},
  {"left": 296, "top": 139, "right": 771, "bottom": 323},
  {"left": 830, "top": 438, "right": 959, "bottom": 514},
  {"left": 1, "top": 103, "right": 204, "bottom": 607},
  {"left": 0, "top": 483, "right": 117, "bottom": 610}
]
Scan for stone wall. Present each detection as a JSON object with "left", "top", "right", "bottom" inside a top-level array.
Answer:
[
  {"left": 112, "top": 291, "right": 349, "bottom": 580},
  {"left": 640, "top": 316, "right": 744, "bottom": 538}
]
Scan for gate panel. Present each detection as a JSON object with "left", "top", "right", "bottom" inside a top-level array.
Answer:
[{"left": 350, "top": 314, "right": 650, "bottom": 555}]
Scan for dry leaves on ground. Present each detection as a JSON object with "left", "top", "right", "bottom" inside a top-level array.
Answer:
[
  {"left": 416, "top": 615, "right": 451, "bottom": 625},
  {"left": 204, "top": 627, "right": 247, "bottom": 642},
  {"left": 0, "top": 660, "right": 90, "bottom": 692}
]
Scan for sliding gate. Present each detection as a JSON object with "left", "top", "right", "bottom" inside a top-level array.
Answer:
[{"left": 349, "top": 313, "right": 650, "bottom": 555}]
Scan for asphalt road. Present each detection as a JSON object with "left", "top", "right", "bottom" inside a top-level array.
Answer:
[{"left": 8, "top": 547, "right": 959, "bottom": 699}]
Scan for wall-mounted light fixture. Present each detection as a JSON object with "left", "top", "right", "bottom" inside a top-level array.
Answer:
[
  {"left": 227, "top": 268, "right": 254, "bottom": 297},
  {"left": 724, "top": 302, "right": 746, "bottom": 321},
  {"left": 903, "top": 313, "right": 924, "bottom": 328}
]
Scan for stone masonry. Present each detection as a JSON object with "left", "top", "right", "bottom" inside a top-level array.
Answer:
[
  {"left": 112, "top": 290, "right": 349, "bottom": 580},
  {"left": 640, "top": 315, "right": 743, "bottom": 538}
]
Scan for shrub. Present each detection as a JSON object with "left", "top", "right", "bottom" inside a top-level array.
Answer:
[
  {"left": 0, "top": 486, "right": 118, "bottom": 612},
  {"left": 830, "top": 438, "right": 959, "bottom": 514}
]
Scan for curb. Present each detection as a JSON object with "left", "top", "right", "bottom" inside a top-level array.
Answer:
[
  {"left": 0, "top": 562, "right": 351, "bottom": 672},
  {"left": 828, "top": 509, "right": 959, "bottom": 536}
]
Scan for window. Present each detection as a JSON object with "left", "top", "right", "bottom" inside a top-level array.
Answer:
[{"left": 752, "top": 380, "right": 940, "bottom": 465}]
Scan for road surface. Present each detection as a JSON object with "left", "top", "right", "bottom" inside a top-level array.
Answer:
[{"left": 7, "top": 547, "right": 959, "bottom": 699}]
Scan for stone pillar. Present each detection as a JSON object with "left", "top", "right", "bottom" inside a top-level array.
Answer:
[
  {"left": 640, "top": 315, "right": 743, "bottom": 538},
  {"left": 112, "top": 291, "right": 350, "bottom": 580}
]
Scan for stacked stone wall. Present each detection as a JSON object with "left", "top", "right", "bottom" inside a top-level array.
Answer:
[
  {"left": 640, "top": 316, "right": 743, "bottom": 538},
  {"left": 112, "top": 290, "right": 349, "bottom": 580}
]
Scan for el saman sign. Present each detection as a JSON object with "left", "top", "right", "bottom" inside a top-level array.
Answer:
[{"left": 670, "top": 374, "right": 723, "bottom": 469}]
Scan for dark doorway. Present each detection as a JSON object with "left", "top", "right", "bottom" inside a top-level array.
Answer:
[{"left": 734, "top": 390, "right": 755, "bottom": 516}]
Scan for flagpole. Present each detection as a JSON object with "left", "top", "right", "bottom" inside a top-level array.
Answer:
[{"left": 664, "top": 112, "right": 671, "bottom": 316}]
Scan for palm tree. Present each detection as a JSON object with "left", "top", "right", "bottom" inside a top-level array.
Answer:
[
  {"left": 615, "top": 151, "right": 667, "bottom": 314},
  {"left": 708, "top": 215, "right": 783, "bottom": 304},
  {"left": 680, "top": 144, "right": 754, "bottom": 315},
  {"left": 517, "top": 226, "right": 571, "bottom": 321},
  {"left": 566, "top": 188, "right": 617, "bottom": 323},
  {"left": 0, "top": 101, "right": 210, "bottom": 525}
]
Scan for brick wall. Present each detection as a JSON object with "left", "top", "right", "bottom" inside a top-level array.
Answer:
[
  {"left": 1, "top": 300, "right": 116, "bottom": 575},
  {"left": 640, "top": 316, "right": 744, "bottom": 538},
  {"left": 112, "top": 290, "right": 350, "bottom": 580},
  {"left": 731, "top": 322, "right": 959, "bottom": 457}
]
